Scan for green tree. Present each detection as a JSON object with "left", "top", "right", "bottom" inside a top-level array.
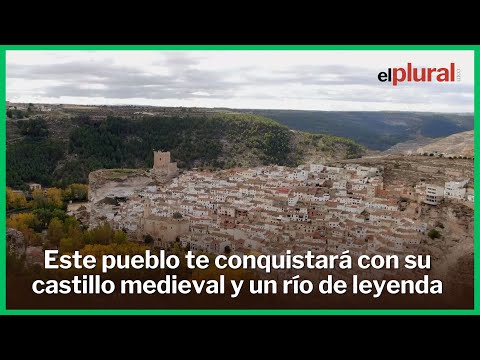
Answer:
[
  {"left": 46, "top": 188, "right": 64, "bottom": 208},
  {"left": 83, "top": 223, "right": 114, "bottom": 245},
  {"left": 144, "top": 234, "right": 154, "bottom": 244},
  {"left": 31, "top": 189, "right": 48, "bottom": 209},
  {"left": 31, "top": 187, "right": 64, "bottom": 209},
  {"left": 428, "top": 229, "right": 441, "bottom": 240},
  {"left": 64, "top": 216, "right": 82, "bottom": 240},
  {"left": 63, "top": 183, "right": 88, "bottom": 202},
  {"left": 7, "top": 139, "right": 65, "bottom": 188},
  {"left": 113, "top": 230, "right": 127, "bottom": 244},
  {"left": 47, "top": 217, "right": 65, "bottom": 247},
  {"left": 6, "top": 188, "right": 27, "bottom": 210},
  {"left": 33, "top": 208, "right": 67, "bottom": 228},
  {"left": 7, "top": 212, "right": 42, "bottom": 232},
  {"left": 17, "top": 118, "right": 49, "bottom": 138}
]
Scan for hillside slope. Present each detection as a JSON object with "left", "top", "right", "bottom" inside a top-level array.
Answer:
[
  {"left": 7, "top": 113, "right": 365, "bottom": 188},
  {"left": 239, "top": 110, "right": 473, "bottom": 150},
  {"left": 416, "top": 130, "right": 474, "bottom": 158},
  {"left": 385, "top": 130, "right": 474, "bottom": 157},
  {"left": 383, "top": 137, "right": 437, "bottom": 155}
]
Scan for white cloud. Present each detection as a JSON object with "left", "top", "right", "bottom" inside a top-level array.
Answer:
[{"left": 6, "top": 50, "right": 474, "bottom": 112}]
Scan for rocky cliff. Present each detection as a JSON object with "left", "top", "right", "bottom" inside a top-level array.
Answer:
[
  {"left": 88, "top": 169, "right": 156, "bottom": 230},
  {"left": 7, "top": 228, "right": 26, "bottom": 259}
]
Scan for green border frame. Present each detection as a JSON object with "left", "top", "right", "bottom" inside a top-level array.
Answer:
[{"left": 0, "top": 44, "right": 477, "bottom": 315}]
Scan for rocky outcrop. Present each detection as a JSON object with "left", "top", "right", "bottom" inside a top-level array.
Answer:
[
  {"left": 88, "top": 169, "right": 158, "bottom": 230},
  {"left": 6, "top": 228, "right": 26, "bottom": 258},
  {"left": 67, "top": 202, "right": 90, "bottom": 227},
  {"left": 89, "top": 169, "right": 152, "bottom": 193},
  {"left": 89, "top": 169, "right": 155, "bottom": 203}
]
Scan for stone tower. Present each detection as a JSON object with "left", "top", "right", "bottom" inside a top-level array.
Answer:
[
  {"left": 154, "top": 151, "right": 171, "bottom": 169},
  {"left": 152, "top": 151, "right": 178, "bottom": 177}
]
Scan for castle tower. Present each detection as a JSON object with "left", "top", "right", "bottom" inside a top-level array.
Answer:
[
  {"left": 153, "top": 151, "right": 171, "bottom": 169},
  {"left": 152, "top": 150, "right": 178, "bottom": 177}
]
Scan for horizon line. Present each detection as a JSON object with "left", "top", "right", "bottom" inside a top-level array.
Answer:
[{"left": 5, "top": 101, "right": 474, "bottom": 114}]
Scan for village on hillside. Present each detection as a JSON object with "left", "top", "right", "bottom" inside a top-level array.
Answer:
[{"left": 76, "top": 151, "right": 474, "bottom": 282}]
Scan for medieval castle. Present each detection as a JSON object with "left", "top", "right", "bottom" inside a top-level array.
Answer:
[{"left": 152, "top": 150, "right": 178, "bottom": 178}]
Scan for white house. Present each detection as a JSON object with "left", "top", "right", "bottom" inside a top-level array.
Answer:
[
  {"left": 424, "top": 184, "right": 444, "bottom": 205},
  {"left": 444, "top": 180, "right": 468, "bottom": 200}
]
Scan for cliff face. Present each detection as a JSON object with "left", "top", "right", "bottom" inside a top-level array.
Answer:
[
  {"left": 7, "top": 228, "right": 26, "bottom": 258},
  {"left": 89, "top": 169, "right": 153, "bottom": 200},
  {"left": 88, "top": 169, "right": 156, "bottom": 231},
  {"left": 88, "top": 169, "right": 152, "bottom": 192}
]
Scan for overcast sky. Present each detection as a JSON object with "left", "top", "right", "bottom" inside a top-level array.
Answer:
[{"left": 6, "top": 50, "right": 474, "bottom": 112}]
